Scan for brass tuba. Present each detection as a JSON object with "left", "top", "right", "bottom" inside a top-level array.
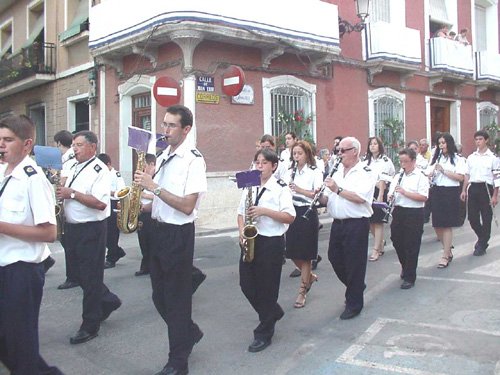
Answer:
[
  {"left": 240, "top": 186, "right": 258, "bottom": 262},
  {"left": 115, "top": 151, "right": 145, "bottom": 233}
]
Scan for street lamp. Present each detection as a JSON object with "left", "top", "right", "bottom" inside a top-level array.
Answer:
[{"left": 338, "top": 0, "right": 371, "bottom": 38}]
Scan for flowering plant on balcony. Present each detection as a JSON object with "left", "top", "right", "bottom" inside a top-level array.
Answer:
[
  {"left": 277, "top": 109, "right": 314, "bottom": 147},
  {"left": 483, "top": 121, "right": 500, "bottom": 155},
  {"left": 379, "top": 118, "right": 405, "bottom": 167}
]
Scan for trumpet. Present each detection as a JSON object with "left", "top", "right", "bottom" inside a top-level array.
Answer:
[
  {"left": 382, "top": 169, "right": 405, "bottom": 223},
  {"left": 302, "top": 157, "right": 342, "bottom": 220}
]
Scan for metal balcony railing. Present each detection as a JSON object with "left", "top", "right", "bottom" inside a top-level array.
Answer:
[{"left": 0, "top": 42, "right": 56, "bottom": 87}]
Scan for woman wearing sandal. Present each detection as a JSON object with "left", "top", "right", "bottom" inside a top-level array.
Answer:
[
  {"left": 237, "top": 148, "right": 295, "bottom": 353},
  {"left": 285, "top": 141, "right": 323, "bottom": 308},
  {"left": 362, "top": 137, "right": 395, "bottom": 262},
  {"left": 427, "top": 133, "right": 465, "bottom": 268}
]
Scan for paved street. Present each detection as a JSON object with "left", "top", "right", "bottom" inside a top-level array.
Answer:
[{"left": 3, "top": 214, "right": 500, "bottom": 375}]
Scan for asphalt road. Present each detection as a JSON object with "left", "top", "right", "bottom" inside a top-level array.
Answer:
[{"left": 3, "top": 216, "right": 500, "bottom": 375}]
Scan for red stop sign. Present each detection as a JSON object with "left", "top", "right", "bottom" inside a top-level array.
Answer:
[
  {"left": 222, "top": 65, "right": 245, "bottom": 96},
  {"left": 153, "top": 76, "right": 181, "bottom": 107}
]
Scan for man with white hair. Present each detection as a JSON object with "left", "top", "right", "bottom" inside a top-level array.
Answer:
[{"left": 319, "top": 137, "right": 375, "bottom": 320}]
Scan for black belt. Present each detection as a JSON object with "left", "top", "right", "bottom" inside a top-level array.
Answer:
[
  {"left": 470, "top": 182, "right": 492, "bottom": 185},
  {"left": 394, "top": 206, "right": 423, "bottom": 210},
  {"left": 332, "top": 218, "right": 365, "bottom": 225},
  {"left": 152, "top": 219, "right": 192, "bottom": 228}
]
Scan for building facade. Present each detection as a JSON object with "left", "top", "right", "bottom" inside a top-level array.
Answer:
[{"left": 2, "top": 0, "right": 500, "bottom": 228}]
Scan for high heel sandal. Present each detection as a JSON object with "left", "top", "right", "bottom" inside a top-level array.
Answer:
[
  {"left": 306, "top": 273, "right": 318, "bottom": 292},
  {"left": 437, "top": 256, "right": 450, "bottom": 269},
  {"left": 294, "top": 282, "right": 307, "bottom": 308},
  {"left": 369, "top": 249, "right": 384, "bottom": 262}
]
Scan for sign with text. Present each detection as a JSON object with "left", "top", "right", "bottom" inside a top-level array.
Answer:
[
  {"left": 196, "top": 75, "right": 215, "bottom": 92},
  {"left": 196, "top": 92, "right": 220, "bottom": 104},
  {"left": 231, "top": 85, "right": 254, "bottom": 105}
]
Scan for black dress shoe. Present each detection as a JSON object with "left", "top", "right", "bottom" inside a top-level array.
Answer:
[
  {"left": 57, "top": 280, "right": 79, "bottom": 290},
  {"left": 248, "top": 338, "right": 271, "bottom": 353},
  {"left": 289, "top": 268, "right": 301, "bottom": 277},
  {"left": 400, "top": 281, "right": 415, "bottom": 289},
  {"left": 473, "top": 247, "right": 486, "bottom": 256},
  {"left": 104, "top": 260, "right": 116, "bottom": 269},
  {"left": 154, "top": 364, "right": 188, "bottom": 375},
  {"left": 340, "top": 307, "right": 361, "bottom": 320},
  {"left": 134, "top": 270, "right": 149, "bottom": 276},
  {"left": 192, "top": 272, "right": 206, "bottom": 295},
  {"left": 312, "top": 255, "right": 322, "bottom": 270},
  {"left": 69, "top": 329, "right": 98, "bottom": 345},
  {"left": 43, "top": 256, "right": 56, "bottom": 273},
  {"left": 101, "top": 298, "right": 122, "bottom": 322}
]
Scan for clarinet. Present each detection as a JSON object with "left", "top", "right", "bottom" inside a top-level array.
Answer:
[
  {"left": 430, "top": 150, "right": 442, "bottom": 186},
  {"left": 302, "top": 157, "right": 342, "bottom": 220},
  {"left": 382, "top": 169, "right": 405, "bottom": 223}
]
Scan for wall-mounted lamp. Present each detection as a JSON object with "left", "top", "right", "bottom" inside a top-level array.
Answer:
[{"left": 338, "top": 0, "right": 371, "bottom": 38}]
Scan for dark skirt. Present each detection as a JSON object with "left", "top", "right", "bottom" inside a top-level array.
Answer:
[
  {"left": 430, "top": 185, "right": 462, "bottom": 228},
  {"left": 370, "top": 185, "right": 389, "bottom": 224},
  {"left": 285, "top": 205, "right": 319, "bottom": 260}
]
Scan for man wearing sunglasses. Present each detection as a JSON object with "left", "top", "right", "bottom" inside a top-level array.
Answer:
[{"left": 319, "top": 137, "right": 375, "bottom": 320}]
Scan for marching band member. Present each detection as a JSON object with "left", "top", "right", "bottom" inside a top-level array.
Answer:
[
  {"left": 426, "top": 133, "right": 465, "bottom": 268},
  {"left": 134, "top": 105, "right": 206, "bottom": 375},
  {"left": 259, "top": 134, "right": 288, "bottom": 180},
  {"left": 56, "top": 131, "right": 122, "bottom": 345},
  {"left": 362, "top": 137, "right": 395, "bottom": 261},
  {"left": 237, "top": 148, "right": 295, "bottom": 353},
  {"left": 285, "top": 141, "right": 323, "bottom": 308},
  {"left": 97, "top": 153, "right": 127, "bottom": 269},
  {"left": 388, "top": 148, "right": 429, "bottom": 289},
  {"left": 280, "top": 131, "right": 297, "bottom": 170},
  {"left": 0, "top": 115, "right": 63, "bottom": 374},
  {"left": 319, "top": 137, "right": 375, "bottom": 320},
  {"left": 461, "top": 130, "right": 500, "bottom": 256},
  {"left": 407, "top": 141, "right": 429, "bottom": 170}
]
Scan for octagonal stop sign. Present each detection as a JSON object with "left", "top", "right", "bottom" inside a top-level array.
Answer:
[
  {"left": 153, "top": 76, "right": 181, "bottom": 107},
  {"left": 222, "top": 65, "right": 245, "bottom": 96}
]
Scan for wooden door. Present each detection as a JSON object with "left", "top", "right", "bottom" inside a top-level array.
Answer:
[{"left": 430, "top": 99, "right": 450, "bottom": 144}]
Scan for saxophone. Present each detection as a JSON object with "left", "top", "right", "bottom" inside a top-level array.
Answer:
[
  {"left": 115, "top": 151, "right": 145, "bottom": 233},
  {"left": 240, "top": 186, "right": 258, "bottom": 262},
  {"left": 51, "top": 170, "right": 65, "bottom": 240}
]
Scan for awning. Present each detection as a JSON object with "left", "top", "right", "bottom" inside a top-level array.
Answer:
[
  {"left": 59, "top": 0, "right": 89, "bottom": 42},
  {"left": 429, "top": 0, "right": 451, "bottom": 25},
  {"left": 22, "top": 15, "right": 44, "bottom": 48}
]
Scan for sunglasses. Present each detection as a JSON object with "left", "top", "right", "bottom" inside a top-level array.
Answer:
[{"left": 338, "top": 147, "right": 355, "bottom": 154}]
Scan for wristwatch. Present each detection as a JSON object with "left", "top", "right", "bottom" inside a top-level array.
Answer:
[
  {"left": 153, "top": 186, "right": 162, "bottom": 196},
  {"left": 337, "top": 187, "right": 344, "bottom": 195},
  {"left": 70, "top": 191, "right": 76, "bottom": 199}
]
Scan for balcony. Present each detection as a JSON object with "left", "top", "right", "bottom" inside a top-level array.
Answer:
[
  {"left": 475, "top": 51, "right": 500, "bottom": 88},
  {"left": 0, "top": 42, "right": 56, "bottom": 98},
  {"left": 364, "top": 21, "right": 421, "bottom": 76},
  {"left": 429, "top": 37, "right": 474, "bottom": 78},
  {"left": 89, "top": 0, "right": 340, "bottom": 73}
]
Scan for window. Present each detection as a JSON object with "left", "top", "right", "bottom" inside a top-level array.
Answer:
[
  {"left": 263, "top": 76, "right": 316, "bottom": 148},
  {"left": 24, "top": 1, "right": 44, "bottom": 48},
  {"left": 75, "top": 101, "right": 89, "bottom": 133},
  {"left": 475, "top": 5, "right": 487, "bottom": 51},
  {"left": 0, "top": 20, "right": 12, "bottom": 59},
  {"left": 370, "top": 0, "right": 390, "bottom": 23},
  {"left": 369, "top": 88, "right": 405, "bottom": 165},
  {"left": 27, "top": 103, "right": 46, "bottom": 146},
  {"left": 479, "top": 103, "right": 498, "bottom": 128},
  {"left": 132, "top": 93, "right": 151, "bottom": 131},
  {"left": 59, "top": 0, "right": 89, "bottom": 42}
]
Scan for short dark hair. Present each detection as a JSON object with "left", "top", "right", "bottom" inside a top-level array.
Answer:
[
  {"left": 254, "top": 148, "right": 279, "bottom": 171},
  {"left": 474, "top": 130, "right": 489, "bottom": 140},
  {"left": 54, "top": 130, "right": 73, "bottom": 147},
  {"left": 145, "top": 153, "right": 156, "bottom": 164},
  {"left": 97, "top": 153, "right": 111, "bottom": 165},
  {"left": 399, "top": 147, "right": 417, "bottom": 161},
  {"left": 74, "top": 130, "right": 98, "bottom": 145},
  {"left": 0, "top": 114, "right": 34, "bottom": 141},
  {"left": 285, "top": 131, "right": 297, "bottom": 139},
  {"left": 260, "top": 134, "right": 276, "bottom": 146},
  {"left": 166, "top": 105, "right": 193, "bottom": 128}
]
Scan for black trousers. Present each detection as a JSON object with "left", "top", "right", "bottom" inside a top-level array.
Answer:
[
  {"left": 105, "top": 200, "right": 125, "bottom": 262},
  {"left": 64, "top": 220, "right": 120, "bottom": 333},
  {"left": 60, "top": 233, "right": 78, "bottom": 283},
  {"left": 0, "top": 262, "right": 63, "bottom": 375},
  {"left": 391, "top": 207, "right": 424, "bottom": 283},
  {"left": 239, "top": 235, "right": 285, "bottom": 341},
  {"left": 149, "top": 220, "right": 199, "bottom": 370},
  {"left": 468, "top": 183, "right": 494, "bottom": 247},
  {"left": 137, "top": 212, "right": 153, "bottom": 272},
  {"left": 328, "top": 217, "right": 369, "bottom": 312}
]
